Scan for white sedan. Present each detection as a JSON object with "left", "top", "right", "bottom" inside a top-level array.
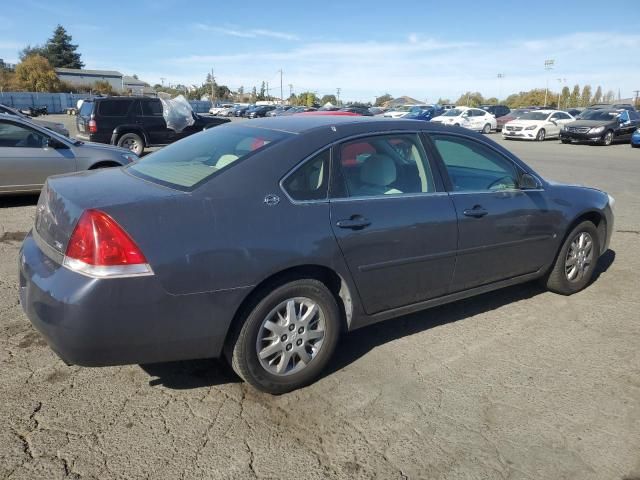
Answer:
[
  {"left": 502, "top": 110, "right": 575, "bottom": 141},
  {"left": 430, "top": 107, "right": 497, "bottom": 133}
]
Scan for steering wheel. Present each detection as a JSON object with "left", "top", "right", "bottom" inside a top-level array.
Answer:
[{"left": 487, "top": 175, "right": 516, "bottom": 191}]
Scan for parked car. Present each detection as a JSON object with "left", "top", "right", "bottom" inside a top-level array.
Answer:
[
  {"left": 559, "top": 108, "right": 640, "bottom": 145},
  {"left": 20, "top": 105, "right": 48, "bottom": 117},
  {"left": 564, "top": 108, "right": 584, "bottom": 118},
  {"left": 494, "top": 108, "right": 531, "bottom": 132},
  {"left": 431, "top": 107, "right": 497, "bottom": 133},
  {"left": 502, "top": 110, "right": 574, "bottom": 141},
  {"left": 588, "top": 103, "right": 636, "bottom": 112},
  {"left": 209, "top": 103, "right": 233, "bottom": 115},
  {"left": 280, "top": 106, "right": 316, "bottom": 115},
  {"left": 383, "top": 105, "right": 427, "bottom": 118},
  {"left": 19, "top": 116, "right": 614, "bottom": 393},
  {"left": 218, "top": 105, "right": 238, "bottom": 117},
  {"left": 246, "top": 105, "right": 277, "bottom": 119},
  {"left": 0, "top": 104, "right": 69, "bottom": 137},
  {"left": 0, "top": 115, "right": 136, "bottom": 195},
  {"left": 632, "top": 128, "right": 640, "bottom": 148},
  {"left": 368, "top": 107, "right": 387, "bottom": 115},
  {"left": 233, "top": 105, "right": 254, "bottom": 117},
  {"left": 267, "top": 106, "right": 292, "bottom": 117},
  {"left": 402, "top": 106, "right": 440, "bottom": 121},
  {"left": 480, "top": 105, "right": 511, "bottom": 119},
  {"left": 339, "top": 105, "right": 374, "bottom": 116},
  {"left": 75, "top": 96, "right": 230, "bottom": 156}
]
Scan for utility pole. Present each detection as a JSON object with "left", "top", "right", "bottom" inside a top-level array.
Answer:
[
  {"left": 210, "top": 68, "right": 216, "bottom": 103},
  {"left": 336, "top": 87, "right": 341, "bottom": 105},
  {"left": 266, "top": 81, "right": 270, "bottom": 100},
  {"left": 278, "top": 69, "right": 283, "bottom": 105},
  {"left": 288, "top": 84, "right": 293, "bottom": 99},
  {"left": 543, "top": 59, "right": 554, "bottom": 107}
]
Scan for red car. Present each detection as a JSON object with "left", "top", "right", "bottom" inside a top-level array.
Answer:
[{"left": 496, "top": 108, "right": 531, "bottom": 131}]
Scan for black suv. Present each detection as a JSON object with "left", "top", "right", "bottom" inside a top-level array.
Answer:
[
  {"left": 480, "top": 105, "right": 511, "bottom": 118},
  {"left": 76, "top": 97, "right": 230, "bottom": 155}
]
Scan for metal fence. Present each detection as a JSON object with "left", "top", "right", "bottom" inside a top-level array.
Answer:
[{"left": 0, "top": 92, "right": 213, "bottom": 114}]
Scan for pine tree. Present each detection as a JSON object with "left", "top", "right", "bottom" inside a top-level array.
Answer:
[
  {"left": 569, "top": 85, "right": 580, "bottom": 107},
  {"left": 42, "top": 25, "right": 84, "bottom": 68},
  {"left": 592, "top": 86, "right": 602, "bottom": 104},
  {"left": 560, "top": 86, "right": 570, "bottom": 109},
  {"left": 580, "top": 85, "right": 592, "bottom": 107}
]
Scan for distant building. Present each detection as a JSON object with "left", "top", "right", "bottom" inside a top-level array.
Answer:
[
  {"left": 122, "top": 76, "right": 154, "bottom": 95},
  {"left": 55, "top": 68, "right": 124, "bottom": 92},
  {"left": 0, "top": 58, "right": 16, "bottom": 71}
]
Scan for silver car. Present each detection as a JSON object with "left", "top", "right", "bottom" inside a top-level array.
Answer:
[
  {"left": 0, "top": 115, "right": 137, "bottom": 195},
  {"left": 0, "top": 104, "right": 70, "bottom": 137}
]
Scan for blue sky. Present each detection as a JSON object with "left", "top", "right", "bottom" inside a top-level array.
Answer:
[{"left": 1, "top": 0, "right": 639, "bottom": 102}]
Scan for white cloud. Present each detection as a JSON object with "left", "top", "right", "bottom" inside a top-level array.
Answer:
[
  {"left": 194, "top": 24, "right": 299, "bottom": 41},
  {"left": 143, "top": 31, "right": 640, "bottom": 102}
]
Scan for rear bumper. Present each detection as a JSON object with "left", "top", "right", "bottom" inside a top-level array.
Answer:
[{"left": 19, "top": 231, "right": 251, "bottom": 367}]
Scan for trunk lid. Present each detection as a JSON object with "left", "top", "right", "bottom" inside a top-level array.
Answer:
[{"left": 35, "top": 167, "right": 182, "bottom": 255}]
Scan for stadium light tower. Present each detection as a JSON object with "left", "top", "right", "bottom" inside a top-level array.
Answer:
[{"left": 543, "top": 59, "right": 555, "bottom": 107}]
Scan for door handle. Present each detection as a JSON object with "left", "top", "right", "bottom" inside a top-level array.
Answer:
[
  {"left": 336, "top": 216, "right": 371, "bottom": 230},
  {"left": 463, "top": 205, "right": 488, "bottom": 218}
]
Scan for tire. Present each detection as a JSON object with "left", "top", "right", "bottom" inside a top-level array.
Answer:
[
  {"left": 561, "top": 139, "right": 571, "bottom": 144},
  {"left": 544, "top": 221, "right": 600, "bottom": 295},
  {"left": 482, "top": 123, "right": 491, "bottom": 134},
  {"left": 536, "top": 128, "right": 546, "bottom": 141},
  {"left": 226, "top": 279, "right": 341, "bottom": 394},
  {"left": 117, "top": 132, "right": 144, "bottom": 156},
  {"left": 632, "top": 143, "right": 639, "bottom": 148},
  {"left": 601, "top": 130, "right": 614, "bottom": 146}
]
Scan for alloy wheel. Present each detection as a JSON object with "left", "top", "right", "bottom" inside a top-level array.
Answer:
[
  {"left": 603, "top": 131, "right": 613, "bottom": 146},
  {"left": 122, "top": 138, "right": 140, "bottom": 152},
  {"left": 537, "top": 129, "right": 545, "bottom": 141},
  {"left": 256, "top": 297, "right": 326, "bottom": 376},
  {"left": 565, "top": 232, "right": 594, "bottom": 282}
]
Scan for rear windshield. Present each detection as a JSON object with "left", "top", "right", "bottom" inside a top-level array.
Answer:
[{"left": 128, "top": 125, "right": 291, "bottom": 190}]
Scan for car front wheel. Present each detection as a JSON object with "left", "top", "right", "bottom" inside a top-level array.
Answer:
[
  {"left": 544, "top": 221, "right": 600, "bottom": 295},
  {"left": 536, "top": 129, "right": 546, "bottom": 141},
  {"left": 602, "top": 130, "right": 614, "bottom": 146},
  {"left": 226, "top": 279, "right": 341, "bottom": 394}
]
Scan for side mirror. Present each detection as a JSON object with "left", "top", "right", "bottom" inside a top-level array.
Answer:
[
  {"left": 519, "top": 173, "right": 540, "bottom": 190},
  {"left": 45, "top": 137, "right": 68, "bottom": 149}
]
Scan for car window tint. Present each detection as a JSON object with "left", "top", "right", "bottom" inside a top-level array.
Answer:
[
  {"left": 283, "top": 149, "right": 330, "bottom": 201},
  {"left": 141, "top": 99, "right": 163, "bottom": 116},
  {"left": 336, "top": 134, "right": 435, "bottom": 198},
  {"left": 79, "top": 101, "right": 93, "bottom": 117},
  {"left": 0, "top": 121, "right": 47, "bottom": 148},
  {"left": 431, "top": 134, "right": 519, "bottom": 192},
  {"left": 98, "top": 100, "right": 133, "bottom": 116},
  {"left": 129, "top": 125, "right": 290, "bottom": 190}
]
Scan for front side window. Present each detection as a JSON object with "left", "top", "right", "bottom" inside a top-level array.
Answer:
[
  {"left": 0, "top": 121, "right": 47, "bottom": 148},
  {"left": 335, "top": 134, "right": 435, "bottom": 198},
  {"left": 431, "top": 134, "right": 519, "bottom": 192},
  {"left": 282, "top": 149, "right": 330, "bottom": 201},
  {"left": 129, "top": 125, "right": 291, "bottom": 190}
]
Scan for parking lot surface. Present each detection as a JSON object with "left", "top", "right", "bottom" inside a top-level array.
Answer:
[{"left": 1, "top": 119, "right": 639, "bottom": 479}]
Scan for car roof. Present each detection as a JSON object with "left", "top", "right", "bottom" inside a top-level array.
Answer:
[{"left": 235, "top": 115, "right": 456, "bottom": 135}]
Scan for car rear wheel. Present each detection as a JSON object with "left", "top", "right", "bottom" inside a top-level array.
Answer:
[
  {"left": 602, "top": 130, "right": 614, "bottom": 146},
  {"left": 536, "top": 129, "right": 546, "bottom": 141},
  {"left": 544, "top": 221, "right": 600, "bottom": 295},
  {"left": 117, "top": 133, "right": 144, "bottom": 156},
  {"left": 226, "top": 279, "right": 341, "bottom": 394},
  {"left": 482, "top": 123, "right": 492, "bottom": 134},
  {"left": 561, "top": 139, "right": 571, "bottom": 144}
]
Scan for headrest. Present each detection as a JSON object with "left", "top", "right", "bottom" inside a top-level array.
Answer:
[{"left": 360, "top": 154, "right": 396, "bottom": 186}]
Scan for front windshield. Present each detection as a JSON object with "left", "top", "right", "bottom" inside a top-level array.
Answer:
[
  {"left": 394, "top": 106, "right": 412, "bottom": 112},
  {"left": 518, "top": 112, "right": 549, "bottom": 121},
  {"left": 129, "top": 125, "right": 291, "bottom": 190},
  {"left": 443, "top": 109, "right": 463, "bottom": 116},
  {"left": 406, "top": 108, "right": 433, "bottom": 118},
  {"left": 579, "top": 110, "right": 619, "bottom": 121}
]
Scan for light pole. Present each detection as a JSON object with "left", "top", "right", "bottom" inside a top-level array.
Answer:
[
  {"left": 497, "top": 73, "right": 504, "bottom": 103},
  {"left": 556, "top": 78, "right": 566, "bottom": 109},
  {"left": 543, "top": 59, "right": 555, "bottom": 107}
]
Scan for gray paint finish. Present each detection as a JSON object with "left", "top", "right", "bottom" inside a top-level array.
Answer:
[{"left": 19, "top": 117, "right": 614, "bottom": 367}]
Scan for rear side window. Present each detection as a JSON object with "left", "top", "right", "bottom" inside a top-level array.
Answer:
[
  {"left": 282, "top": 149, "right": 330, "bottom": 201},
  {"left": 141, "top": 99, "right": 163, "bottom": 116},
  {"left": 129, "top": 125, "right": 290, "bottom": 190},
  {"left": 79, "top": 101, "right": 93, "bottom": 117},
  {"left": 98, "top": 100, "right": 133, "bottom": 116}
]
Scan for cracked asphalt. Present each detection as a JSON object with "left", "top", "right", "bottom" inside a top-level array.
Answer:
[{"left": 1, "top": 119, "right": 639, "bottom": 479}]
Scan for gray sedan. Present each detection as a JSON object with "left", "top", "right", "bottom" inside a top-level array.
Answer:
[
  {"left": 0, "top": 115, "right": 137, "bottom": 195},
  {"left": 19, "top": 116, "right": 614, "bottom": 394}
]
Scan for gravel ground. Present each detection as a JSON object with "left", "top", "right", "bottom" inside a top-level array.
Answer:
[{"left": 1, "top": 120, "right": 639, "bottom": 479}]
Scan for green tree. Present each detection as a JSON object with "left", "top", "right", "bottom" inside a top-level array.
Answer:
[
  {"left": 297, "top": 91, "right": 318, "bottom": 106},
  {"left": 14, "top": 55, "right": 61, "bottom": 91},
  {"left": 320, "top": 94, "right": 337, "bottom": 105},
  {"left": 485, "top": 97, "right": 499, "bottom": 105},
  {"left": 580, "top": 85, "right": 592, "bottom": 107},
  {"left": 560, "top": 86, "right": 571, "bottom": 109},
  {"left": 288, "top": 93, "right": 298, "bottom": 105},
  {"left": 455, "top": 91, "right": 484, "bottom": 107},
  {"left": 374, "top": 93, "right": 393, "bottom": 106},
  {"left": 436, "top": 98, "right": 451, "bottom": 105},
  {"left": 592, "top": 86, "right": 602, "bottom": 104},
  {"left": 92, "top": 80, "right": 114, "bottom": 95},
  {"left": 603, "top": 90, "right": 615, "bottom": 103},
  {"left": 251, "top": 86, "right": 257, "bottom": 101},
  {"left": 19, "top": 44, "right": 45, "bottom": 61},
  {"left": 42, "top": 25, "right": 83, "bottom": 68},
  {"left": 258, "top": 81, "right": 266, "bottom": 100},
  {"left": 569, "top": 85, "right": 580, "bottom": 107}
]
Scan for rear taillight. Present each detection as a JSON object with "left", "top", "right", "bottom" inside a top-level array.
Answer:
[
  {"left": 63, "top": 209, "right": 152, "bottom": 278},
  {"left": 88, "top": 119, "right": 97, "bottom": 133}
]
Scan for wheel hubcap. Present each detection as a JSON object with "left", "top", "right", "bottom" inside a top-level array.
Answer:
[
  {"left": 122, "top": 138, "right": 139, "bottom": 151},
  {"left": 565, "top": 232, "right": 594, "bottom": 282},
  {"left": 256, "top": 297, "right": 326, "bottom": 376}
]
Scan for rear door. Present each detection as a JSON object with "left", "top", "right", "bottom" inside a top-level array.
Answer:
[
  {"left": 428, "top": 132, "right": 556, "bottom": 291},
  {"left": 329, "top": 132, "right": 458, "bottom": 314},
  {"left": 0, "top": 119, "right": 75, "bottom": 192},
  {"left": 76, "top": 100, "right": 93, "bottom": 136},
  {"left": 137, "top": 98, "right": 169, "bottom": 145}
]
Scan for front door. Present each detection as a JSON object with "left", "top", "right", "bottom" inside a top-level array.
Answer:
[
  {"left": 137, "top": 99, "right": 170, "bottom": 145},
  {"left": 0, "top": 120, "right": 76, "bottom": 193},
  {"left": 428, "top": 133, "right": 556, "bottom": 291},
  {"left": 330, "top": 133, "right": 458, "bottom": 314}
]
